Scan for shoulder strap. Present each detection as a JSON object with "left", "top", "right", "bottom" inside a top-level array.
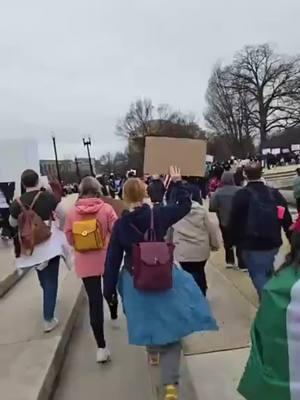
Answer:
[
  {"left": 130, "top": 207, "right": 157, "bottom": 241},
  {"left": 148, "top": 208, "right": 156, "bottom": 241},
  {"left": 16, "top": 197, "right": 26, "bottom": 212},
  {"left": 29, "top": 191, "right": 42, "bottom": 210}
]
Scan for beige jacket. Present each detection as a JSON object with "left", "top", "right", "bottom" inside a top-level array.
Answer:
[{"left": 172, "top": 201, "right": 220, "bottom": 263}]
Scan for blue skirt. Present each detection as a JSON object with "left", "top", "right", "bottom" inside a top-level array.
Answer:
[{"left": 118, "top": 266, "right": 218, "bottom": 346}]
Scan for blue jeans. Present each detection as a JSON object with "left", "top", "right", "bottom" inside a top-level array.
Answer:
[
  {"left": 36, "top": 256, "right": 60, "bottom": 321},
  {"left": 242, "top": 249, "right": 278, "bottom": 298}
]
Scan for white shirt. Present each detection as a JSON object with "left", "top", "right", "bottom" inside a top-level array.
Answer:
[{"left": 0, "top": 190, "right": 9, "bottom": 208}]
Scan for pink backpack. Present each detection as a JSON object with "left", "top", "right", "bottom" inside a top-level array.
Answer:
[{"left": 131, "top": 209, "right": 174, "bottom": 291}]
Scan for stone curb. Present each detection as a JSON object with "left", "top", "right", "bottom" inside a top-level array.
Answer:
[
  {"left": 35, "top": 285, "right": 85, "bottom": 400},
  {"left": 0, "top": 268, "right": 27, "bottom": 298}
]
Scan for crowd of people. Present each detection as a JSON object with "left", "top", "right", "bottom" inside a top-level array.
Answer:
[{"left": 1, "top": 160, "right": 300, "bottom": 399}]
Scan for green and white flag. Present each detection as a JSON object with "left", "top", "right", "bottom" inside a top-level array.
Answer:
[{"left": 238, "top": 267, "right": 300, "bottom": 400}]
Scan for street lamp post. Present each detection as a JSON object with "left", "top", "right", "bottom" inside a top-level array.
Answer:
[
  {"left": 52, "top": 135, "right": 62, "bottom": 183},
  {"left": 83, "top": 137, "right": 95, "bottom": 176},
  {"left": 75, "top": 156, "right": 81, "bottom": 182}
]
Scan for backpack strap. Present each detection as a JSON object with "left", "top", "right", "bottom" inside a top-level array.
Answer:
[
  {"left": 16, "top": 197, "right": 27, "bottom": 212},
  {"left": 148, "top": 208, "right": 156, "bottom": 241},
  {"left": 130, "top": 208, "right": 157, "bottom": 241},
  {"left": 29, "top": 191, "right": 42, "bottom": 210}
]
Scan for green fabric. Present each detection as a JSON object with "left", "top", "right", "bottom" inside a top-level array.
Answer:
[
  {"left": 238, "top": 267, "right": 300, "bottom": 400},
  {"left": 293, "top": 176, "right": 300, "bottom": 199}
]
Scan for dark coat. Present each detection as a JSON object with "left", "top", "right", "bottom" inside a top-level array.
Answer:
[
  {"left": 147, "top": 179, "right": 166, "bottom": 203},
  {"left": 0, "top": 182, "right": 15, "bottom": 204},
  {"left": 229, "top": 181, "right": 292, "bottom": 251},
  {"left": 103, "top": 182, "right": 191, "bottom": 298}
]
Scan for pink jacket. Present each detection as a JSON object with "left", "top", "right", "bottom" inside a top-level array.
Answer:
[{"left": 65, "top": 198, "right": 117, "bottom": 278}]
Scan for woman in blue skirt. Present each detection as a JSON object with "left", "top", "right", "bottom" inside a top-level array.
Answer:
[{"left": 104, "top": 167, "right": 217, "bottom": 400}]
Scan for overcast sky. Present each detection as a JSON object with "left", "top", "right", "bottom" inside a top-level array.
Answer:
[{"left": 1, "top": 0, "right": 299, "bottom": 159}]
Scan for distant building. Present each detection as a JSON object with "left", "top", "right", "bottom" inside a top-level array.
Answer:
[
  {"left": 40, "top": 159, "right": 75, "bottom": 177},
  {"left": 76, "top": 158, "right": 96, "bottom": 174}
]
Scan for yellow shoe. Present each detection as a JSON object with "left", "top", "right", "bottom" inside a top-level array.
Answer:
[{"left": 164, "top": 384, "right": 178, "bottom": 400}]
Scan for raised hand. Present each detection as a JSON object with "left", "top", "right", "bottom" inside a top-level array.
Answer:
[{"left": 169, "top": 166, "right": 181, "bottom": 182}]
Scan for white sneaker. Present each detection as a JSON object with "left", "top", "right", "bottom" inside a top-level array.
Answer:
[
  {"left": 226, "top": 263, "right": 237, "bottom": 269},
  {"left": 44, "top": 318, "right": 59, "bottom": 333},
  {"left": 96, "top": 348, "right": 111, "bottom": 363}
]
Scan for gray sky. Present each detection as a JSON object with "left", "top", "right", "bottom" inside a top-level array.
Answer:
[{"left": 1, "top": 0, "right": 299, "bottom": 159}]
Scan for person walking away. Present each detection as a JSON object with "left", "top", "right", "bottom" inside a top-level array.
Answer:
[
  {"left": 9, "top": 169, "right": 66, "bottom": 332},
  {"left": 229, "top": 163, "right": 292, "bottom": 298},
  {"left": 147, "top": 175, "right": 166, "bottom": 205},
  {"left": 0, "top": 182, "right": 15, "bottom": 240},
  {"left": 293, "top": 168, "right": 300, "bottom": 212},
  {"left": 238, "top": 216, "right": 300, "bottom": 400},
  {"left": 210, "top": 172, "right": 244, "bottom": 269},
  {"left": 108, "top": 173, "right": 117, "bottom": 198},
  {"left": 173, "top": 186, "right": 220, "bottom": 296},
  {"left": 104, "top": 168, "right": 217, "bottom": 400},
  {"left": 234, "top": 167, "right": 245, "bottom": 187},
  {"left": 208, "top": 165, "right": 224, "bottom": 197},
  {"left": 64, "top": 176, "right": 118, "bottom": 363}
]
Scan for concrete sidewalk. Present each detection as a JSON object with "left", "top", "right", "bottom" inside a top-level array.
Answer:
[
  {"left": 0, "top": 194, "right": 84, "bottom": 400},
  {"left": 53, "top": 259, "right": 257, "bottom": 400},
  {"left": 53, "top": 301, "right": 155, "bottom": 400},
  {"left": 186, "top": 348, "right": 248, "bottom": 400},
  {"left": 0, "top": 267, "right": 84, "bottom": 400},
  {"left": 0, "top": 242, "right": 25, "bottom": 297}
]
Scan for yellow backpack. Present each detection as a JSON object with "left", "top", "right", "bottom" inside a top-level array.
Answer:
[{"left": 72, "top": 218, "right": 105, "bottom": 252}]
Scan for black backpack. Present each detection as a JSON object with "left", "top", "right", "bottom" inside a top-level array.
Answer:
[{"left": 246, "top": 187, "right": 280, "bottom": 242}]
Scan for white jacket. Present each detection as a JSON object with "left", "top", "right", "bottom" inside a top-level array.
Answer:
[{"left": 172, "top": 201, "right": 220, "bottom": 263}]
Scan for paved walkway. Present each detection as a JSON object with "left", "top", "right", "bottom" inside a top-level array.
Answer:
[
  {"left": 53, "top": 259, "right": 258, "bottom": 399},
  {"left": 53, "top": 302, "right": 154, "bottom": 400}
]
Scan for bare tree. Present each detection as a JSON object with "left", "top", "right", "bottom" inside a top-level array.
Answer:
[
  {"left": 97, "top": 151, "right": 129, "bottom": 176},
  {"left": 204, "top": 65, "right": 255, "bottom": 157},
  {"left": 117, "top": 98, "right": 206, "bottom": 174},
  {"left": 232, "top": 44, "right": 300, "bottom": 148},
  {"left": 98, "top": 152, "right": 114, "bottom": 175},
  {"left": 117, "top": 98, "right": 205, "bottom": 139},
  {"left": 116, "top": 98, "right": 154, "bottom": 139}
]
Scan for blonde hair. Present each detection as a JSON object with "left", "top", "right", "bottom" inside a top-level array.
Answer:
[
  {"left": 79, "top": 176, "right": 103, "bottom": 198},
  {"left": 123, "top": 178, "right": 146, "bottom": 205}
]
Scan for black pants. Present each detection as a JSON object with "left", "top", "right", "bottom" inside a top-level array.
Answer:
[
  {"left": 220, "top": 225, "right": 245, "bottom": 269},
  {"left": 199, "top": 178, "right": 208, "bottom": 200},
  {"left": 82, "top": 276, "right": 118, "bottom": 349},
  {"left": 180, "top": 261, "right": 207, "bottom": 296},
  {"left": 0, "top": 208, "right": 12, "bottom": 238},
  {"left": 220, "top": 225, "right": 235, "bottom": 265},
  {"left": 297, "top": 198, "right": 300, "bottom": 212}
]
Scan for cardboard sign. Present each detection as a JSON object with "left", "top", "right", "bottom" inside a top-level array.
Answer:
[
  {"left": 101, "top": 196, "right": 126, "bottom": 217},
  {"left": 271, "top": 148, "right": 281, "bottom": 155},
  {"left": 262, "top": 148, "right": 271, "bottom": 155},
  {"left": 206, "top": 154, "right": 214, "bottom": 163},
  {"left": 144, "top": 137, "right": 207, "bottom": 177}
]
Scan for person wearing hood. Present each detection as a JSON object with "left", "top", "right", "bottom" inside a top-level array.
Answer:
[
  {"left": 209, "top": 171, "right": 242, "bottom": 269},
  {"left": 64, "top": 176, "right": 118, "bottom": 363},
  {"left": 172, "top": 184, "right": 220, "bottom": 296},
  {"left": 147, "top": 174, "right": 166, "bottom": 205}
]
